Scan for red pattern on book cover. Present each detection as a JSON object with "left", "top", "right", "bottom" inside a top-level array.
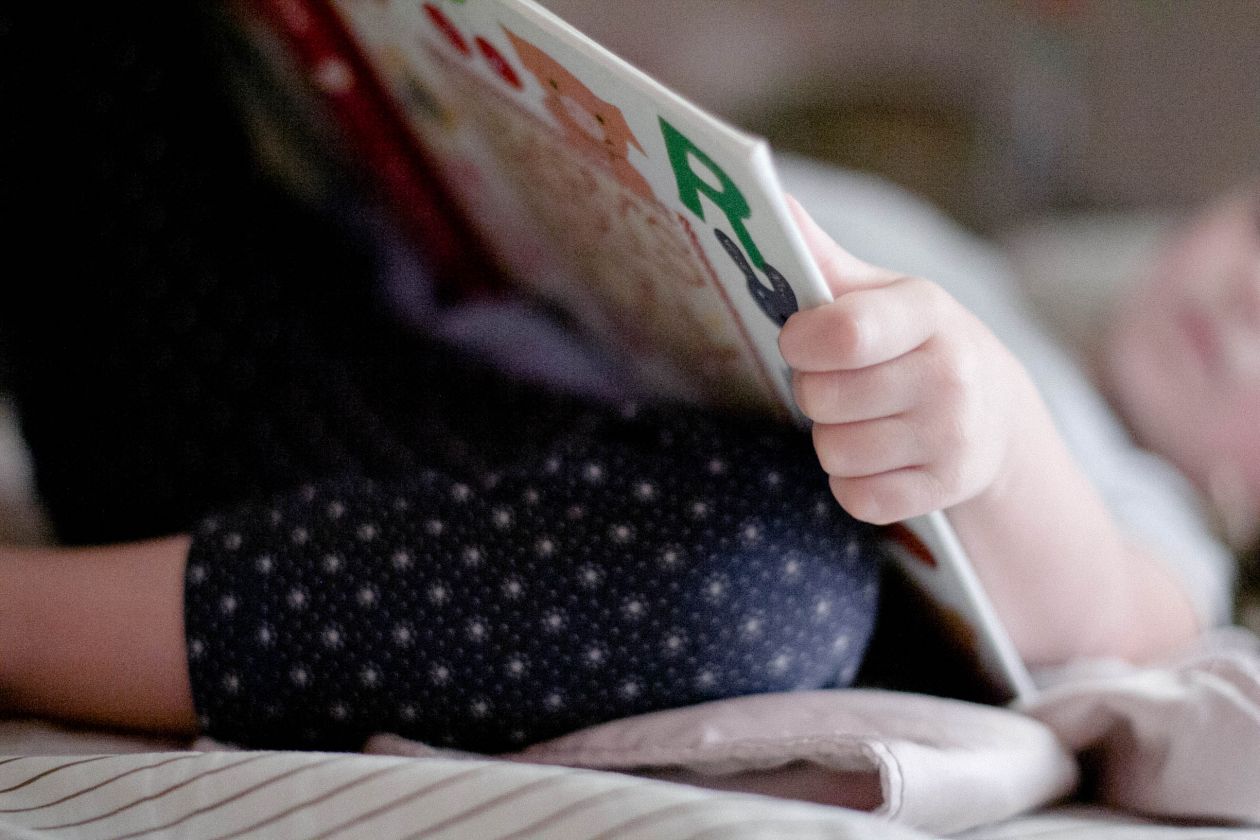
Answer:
[{"left": 248, "top": 0, "right": 502, "bottom": 298}]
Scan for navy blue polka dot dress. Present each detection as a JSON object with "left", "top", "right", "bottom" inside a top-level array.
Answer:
[{"left": 1, "top": 7, "right": 881, "bottom": 752}]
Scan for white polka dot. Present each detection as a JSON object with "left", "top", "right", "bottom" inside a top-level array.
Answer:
[
  {"left": 769, "top": 653, "right": 792, "bottom": 674},
  {"left": 844, "top": 538, "right": 861, "bottom": 561},
  {"left": 291, "top": 527, "right": 309, "bottom": 545},
  {"left": 663, "top": 633, "right": 685, "bottom": 654},
  {"left": 707, "top": 458, "right": 727, "bottom": 475},
  {"left": 330, "top": 702, "right": 349, "bottom": 721},
  {"left": 322, "top": 627, "right": 343, "bottom": 648},
  {"left": 430, "top": 664, "right": 451, "bottom": 685},
  {"left": 223, "top": 674, "right": 241, "bottom": 693},
  {"left": 813, "top": 599, "right": 833, "bottom": 618},
  {"left": 462, "top": 546, "right": 483, "bottom": 566},
  {"left": 578, "top": 565, "right": 603, "bottom": 588},
  {"left": 470, "top": 699, "right": 491, "bottom": 718},
  {"left": 200, "top": 517, "right": 220, "bottom": 534},
  {"left": 287, "top": 588, "right": 308, "bottom": 609},
  {"left": 501, "top": 577, "right": 525, "bottom": 599},
  {"left": 690, "top": 500, "right": 710, "bottom": 518},
  {"left": 522, "top": 487, "right": 540, "bottom": 504},
  {"left": 492, "top": 507, "right": 513, "bottom": 529},
  {"left": 393, "top": 497, "right": 410, "bottom": 512},
  {"left": 326, "top": 501, "right": 345, "bottom": 519},
  {"left": 188, "top": 564, "right": 208, "bottom": 584},
  {"left": 482, "top": 472, "right": 501, "bottom": 489},
  {"left": 583, "top": 645, "right": 607, "bottom": 666},
  {"left": 783, "top": 556, "right": 802, "bottom": 577},
  {"left": 427, "top": 584, "right": 449, "bottom": 605},
  {"left": 704, "top": 575, "right": 728, "bottom": 601},
  {"left": 223, "top": 532, "right": 242, "bottom": 551},
  {"left": 833, "top": 633, "right": 852, "bottom": 652},
  {"left": 257, "top": 625, "right": 274, "bottom": 645},
  {"left": 567, "top": 504, "right": 586, "bottom": 520},
  {"left": 695, "top": 670, "right": 717, "bottom": 689},
  {"left": 742, "top": 617, "right": 764, "bottom": 637},
  {"left": 634, "top": 481, "right": 656, "bottom": 500},
  {"left": 609, "top": 524, "right": 634, "bottom": 543},
  {"left": 658, "top": 548, "right": 682, "bottom": 569},
  {"left": 542, "top": 610, "right": 566, "bottom": 632},
  {"left": 357, "top": 523, "right": 378, "bottom": 541},
  {"left": 506, "top": 656, "right": 527, "bottom": 677},
  {"left": 740, "top": 522, "right": 762, "bottom": 544},
  {"left": 188, "top": 638, "right": 206, "bottom": 658},
  {"left": 399, "top": 705, "right": 417, "bottom": 721},
  {"left": 583, "top": 462, "right": 604, "bottom": 482},
  {"left": 393, "top": 625, "right": 413, "bottom": 646},
  {"left": 360, "top": 667, "right": 380, "bottom": 687},
  {"left": 544, "top": 692, "right": 565, "bottom": 709},
  {"left": 291, "top": 667, "right": 310, "bottom": 686},
  {"left": 301, "top": 485, "right": 317, "bottom": 501},
  {"left": 357, "top": 586, "right": 377, "bottom": 606},
  {"left": 269, "top": 509, "right": 283, "bottom": 525},
  {"left": 621, "top": 598, "right": 646, "bottom": 619},
  {"left": 392, "top": 550, "right": 412, "bottom": 570},
  {"left": 619, "top": 681, "right": 642, "bottom": 699},
  {"left": 424, "top": 519, "right": 444, "bottom": 536},
  {"left": 813, "top": 499, "right": 830, "bottom": 516},
  {"left": 322, "top": 554, "right": 342, "bottom": 573},
  {"left": 254, "top": 555, "right": 273, "bottom": 574},
  {"left": 765, "top": 471, "right": 782, "bottom": 486},
  {"left": 535, "top": 537, "right": 555, "bottom": 558},
  {"left": 451, "top": 483, "right": 472, "bottom": 502},
  {"left": 544, "top": 458, "right": 561, "bottom": 475},
  {"left": 466, "top": 620, "right": 488, "bottom": 642},
  {"left": 219, "top": 595, "right": 238, "bottom": 615}
]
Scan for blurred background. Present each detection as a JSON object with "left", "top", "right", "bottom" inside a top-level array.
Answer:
[{"left": 539, "top": 0, "right": 1260, "bottom": 234}]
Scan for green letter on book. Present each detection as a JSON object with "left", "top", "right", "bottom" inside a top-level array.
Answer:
[{"left": 660, "top": 118, "right": 763, "bottom": 268}]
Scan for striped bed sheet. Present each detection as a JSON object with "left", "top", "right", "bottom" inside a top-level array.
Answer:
[{"left": 0, "top": 751, "right": 923, "bottom": 840}]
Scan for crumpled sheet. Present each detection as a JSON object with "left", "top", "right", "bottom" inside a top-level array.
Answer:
[
  {"left": 1024, "top": 627, "right": 1260, "bottom": 825},
  {"left": 371, "top": 628, "right": 1260, "bottom": 833}
]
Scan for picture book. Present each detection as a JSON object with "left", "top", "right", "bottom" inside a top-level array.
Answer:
[{"left": 230, "top": 0, "right": 1036, "bottom": 704}]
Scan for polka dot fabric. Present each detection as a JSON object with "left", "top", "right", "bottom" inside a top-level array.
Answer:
[
  {"left": 186, "top": 404, "right": 880, "bottom": 751},
  {"left": 3, "top": 8, "right": 883, "bottom": 752}
]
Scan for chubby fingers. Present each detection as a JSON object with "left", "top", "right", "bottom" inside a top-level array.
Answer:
[{"left": 779, "top": 276, "right": 948, "bottom": 372}]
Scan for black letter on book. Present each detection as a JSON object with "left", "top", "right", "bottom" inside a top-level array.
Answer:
[{"left": 714, "top": 228, "right": 798, "bottom": 327}]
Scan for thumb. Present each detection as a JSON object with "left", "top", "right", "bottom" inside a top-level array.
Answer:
[{"left": 787, "top": 194, "right": 899, "bottom": 296}]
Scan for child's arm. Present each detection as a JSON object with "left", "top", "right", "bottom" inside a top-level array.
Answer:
[
  {"left": 780, "top": 199, "right": 1200, "bottom": 666},
  {"left": 0, "top": 537, "right": 198, "bottom": 733}
]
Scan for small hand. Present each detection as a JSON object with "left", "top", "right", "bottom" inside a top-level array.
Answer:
[{"left": 779, "top": 197, "right": 1029, "bottom": 525}]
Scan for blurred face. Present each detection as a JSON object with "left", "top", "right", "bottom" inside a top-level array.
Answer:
[{"left": 1106, "top": 190, "right": 1260, "bottom": 548}]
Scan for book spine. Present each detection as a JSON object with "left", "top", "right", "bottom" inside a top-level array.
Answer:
[{"left": 244, "top": 0, "right": 501, "bottom": 297}]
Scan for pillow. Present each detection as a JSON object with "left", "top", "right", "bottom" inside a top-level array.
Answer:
[{"left": 368, "top": 688, "right": 1076, "bottom": 836}]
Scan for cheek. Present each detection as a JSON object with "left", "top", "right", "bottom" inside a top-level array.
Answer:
[{"left": 1220, "top": 394, "right": 1260, "bottom": 480}]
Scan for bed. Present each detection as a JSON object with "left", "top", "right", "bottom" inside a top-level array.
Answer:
[{"left": 3, "top": 219, "right": 1259, "bottom": 839}]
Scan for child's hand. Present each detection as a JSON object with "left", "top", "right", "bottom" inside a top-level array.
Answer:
[{"left": 779, "top": 198, "right": 1030, "bottom": 525}]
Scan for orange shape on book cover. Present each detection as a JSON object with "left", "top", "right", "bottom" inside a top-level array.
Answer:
[{"left": 505, "top": 28, "right": 656, "bottom": 203}]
